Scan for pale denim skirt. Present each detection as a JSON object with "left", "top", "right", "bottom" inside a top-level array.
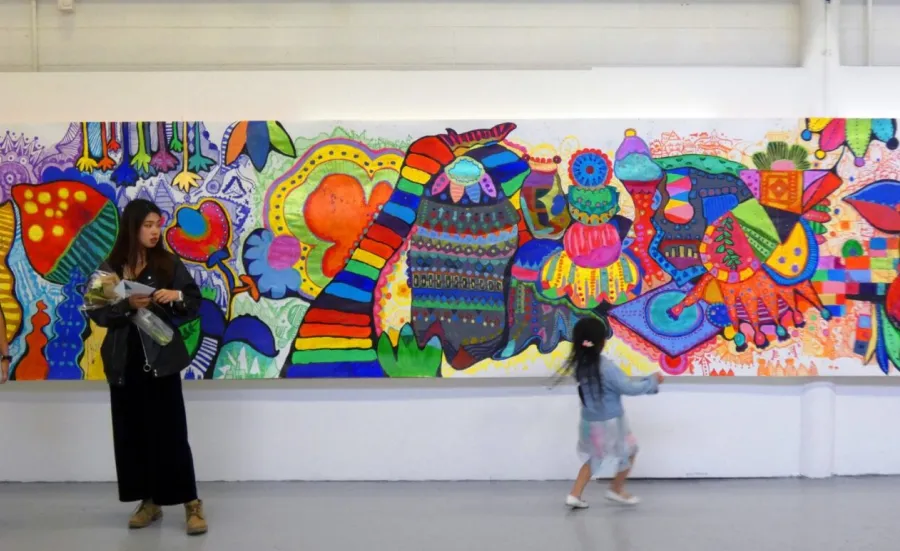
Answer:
[{"left": 577, "top": 415, "right": 639, "bottom": 473}]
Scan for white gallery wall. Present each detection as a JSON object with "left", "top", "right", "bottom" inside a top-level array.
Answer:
[
  {"left": 0, "top": 0, "right": 804, "bottom": 71},
  {"left": 1, "top": 0, "right": 900, "bottom": 482}
]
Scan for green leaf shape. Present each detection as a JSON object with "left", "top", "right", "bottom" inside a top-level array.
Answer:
[
  {"left": 267, "top": 121, "right": 297, "bottom": 158},
  {"left": 377, "top": 323, "right": 442, "bottom": 378},
  {"left": 179, "top": 318, "right": 201, "bottom": 357}
]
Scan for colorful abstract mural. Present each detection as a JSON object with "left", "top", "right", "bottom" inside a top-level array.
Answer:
[{"left": 1, "top": 119, "right": 899, "bottom": 380}]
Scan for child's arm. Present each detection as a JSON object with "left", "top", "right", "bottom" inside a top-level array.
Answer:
[{"left": 605, "top": 365, "right": 660, "bottom": 396}]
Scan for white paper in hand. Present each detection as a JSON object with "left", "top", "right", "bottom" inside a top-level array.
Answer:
[
  {"left": 113, "top": 281, "right": 128, "bottom": 300},
  {"left": 122, "top": 280, "right": 157, "bottom": 297}
]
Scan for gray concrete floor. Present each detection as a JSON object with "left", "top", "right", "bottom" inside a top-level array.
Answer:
[{"left": 0, "top": 478, "right": 897, "bottom": 550}]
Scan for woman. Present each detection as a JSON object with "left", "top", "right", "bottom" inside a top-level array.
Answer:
[{"left": 89, "top": 199, "right": 208, "bottom": 535}]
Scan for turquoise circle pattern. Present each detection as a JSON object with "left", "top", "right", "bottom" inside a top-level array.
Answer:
[{"left": 646, "top": 290, "right": 704, "bottom": 337}]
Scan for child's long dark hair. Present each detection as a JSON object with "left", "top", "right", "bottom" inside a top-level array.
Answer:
[{"left": 552, "top": 317, "right": 610, "bottom": 399}]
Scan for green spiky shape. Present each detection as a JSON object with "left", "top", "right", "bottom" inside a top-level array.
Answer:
[
  {"left": 377, "top": 324, "right": 442, "bottom": 378},
  {"left": 752, "top": 142, "right": 812, "bottom": 171},
  {"left": 179, "top": 319, "right": 201, "bottom": 357}
]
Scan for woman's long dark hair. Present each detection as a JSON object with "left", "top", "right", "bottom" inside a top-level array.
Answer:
[
  {"left": 557, "top": 317, "right": 609, "bottom": 401},
  {"left": 107, "top": 199, "right": 174, "bottom": 284}
]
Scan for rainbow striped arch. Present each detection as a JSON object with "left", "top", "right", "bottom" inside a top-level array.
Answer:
[{"left": 282, "top": 123, "right": 530, "bottom": 378}]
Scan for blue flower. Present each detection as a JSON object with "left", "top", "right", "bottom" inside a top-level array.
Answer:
[
  {"left": 241, "top": 228, "right": 302, "bottom": 300},
  {"left": 569, "top": 149, "right": 612, "bottom": 188}
]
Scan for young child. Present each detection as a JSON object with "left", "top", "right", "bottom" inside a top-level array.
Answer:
[{"left": 563, "top": 317, "right": 663, "bottom": 508}]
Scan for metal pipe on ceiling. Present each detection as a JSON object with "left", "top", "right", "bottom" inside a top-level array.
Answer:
[
  {"left": 31, "top": 0, "right": 39, "bottom": 71},
  {"left": 867, "top": 0, "right": 874, "bottom": 66}
]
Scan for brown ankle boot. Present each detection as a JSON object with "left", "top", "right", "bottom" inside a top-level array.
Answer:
[
  {"left": 128, "top": 500, "right": 162, "bottom": 529},
  {"left": 184, "top": 499, "right": 208, "bottom": 536}
]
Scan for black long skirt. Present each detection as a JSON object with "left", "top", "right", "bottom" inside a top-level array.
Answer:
[{"left": 109, "top": 325, "right": 199, "bottom": 506}]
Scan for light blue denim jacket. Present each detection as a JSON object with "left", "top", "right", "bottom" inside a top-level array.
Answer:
[{"left": 578, "top": 355, "right": 659, "bottom": 422}]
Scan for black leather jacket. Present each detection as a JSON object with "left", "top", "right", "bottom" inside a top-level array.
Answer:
[{"left": 88, "top": 255, "right": 201, "bottom": 386}]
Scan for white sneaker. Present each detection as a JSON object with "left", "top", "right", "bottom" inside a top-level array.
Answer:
[
  {"left": 605, "top": 490, "right": 640, "bottom": 506},
  {"left": 566, "top": 495, "right": 589, "bottom": 509}
]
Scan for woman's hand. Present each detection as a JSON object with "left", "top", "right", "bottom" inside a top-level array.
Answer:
[
  {"left": 153, "top": 289, "right": 182, "bottom": 305},
  {"left": 655, "top": 372, "right": 665, "bottom": 384},
  {"left": 128, "top": 295, "right": 152, "bottom": 310}
]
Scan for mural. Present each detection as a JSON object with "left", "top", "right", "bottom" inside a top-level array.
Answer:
[{"left": 0, "top": 119, "right": 898, "bottom": 380}]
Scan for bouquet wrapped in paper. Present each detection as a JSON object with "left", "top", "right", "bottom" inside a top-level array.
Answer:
[
  {"left": 82, "top": 271, "right": 122, "bottom": 311},
  {"left": 81, "top": 270, "right": 175, "bottom": 346}
]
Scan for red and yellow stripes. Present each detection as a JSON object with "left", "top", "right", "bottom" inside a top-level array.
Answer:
[{"left": 0, "top": 202, "right": 22, "bottom": 343}]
